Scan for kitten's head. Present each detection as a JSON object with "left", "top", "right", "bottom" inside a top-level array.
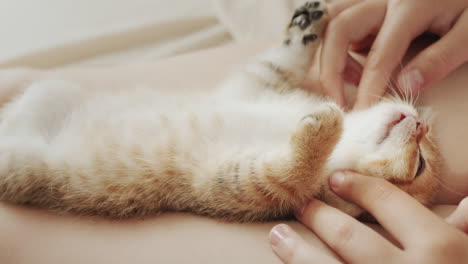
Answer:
[{"left": 329, "top": 100, "right": 441, "bottom": 215}]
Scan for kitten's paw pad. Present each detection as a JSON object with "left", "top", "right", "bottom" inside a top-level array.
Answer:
[
  {"left": 294, "top": 103, "right": 343, "bottom": 144},
  {"left": 312, "top": 103, "right": 344, "bottom": 131},
  {"left": 287, "top": 1, "right": 328, "bottom": 45},
  {"left": 299, "top": 114, "right": 323, "bottom": 134},
  {"left": 291, "top": 3, "right": 323, "bottom": 29}
]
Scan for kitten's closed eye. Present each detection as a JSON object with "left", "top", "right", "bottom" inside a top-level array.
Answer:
[{"left": 415, "top": 153, "right": 426, "bottom": 178}]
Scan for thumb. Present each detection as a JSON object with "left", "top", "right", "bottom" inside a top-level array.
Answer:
[
  {"left": 398, "top": 12, "right": 468, "bottom": 94},
  {"left": 446, "top": 197, "right": 468, "bottom": 234}
]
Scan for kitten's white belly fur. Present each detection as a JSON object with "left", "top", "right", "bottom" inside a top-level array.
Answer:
[{"left": 0, "top": 79, "right": 323, "bottom": 169}]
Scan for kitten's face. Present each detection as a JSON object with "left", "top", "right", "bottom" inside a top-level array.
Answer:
[{"left": 332, "top": 101, "right": 440, "bottom": 207}]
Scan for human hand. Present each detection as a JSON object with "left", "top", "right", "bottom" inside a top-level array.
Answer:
[
  {"left": 447, "top": 196, "right": 468, "bottom": 234},
  {"left": 269, "top": 172, "right": 468, "bottom": 263},
  {"left": 320, "top": 0, "right": 468, "bottom": 109}
]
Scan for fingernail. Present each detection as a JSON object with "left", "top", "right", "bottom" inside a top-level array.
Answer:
[
  {"left": 329, "top": 172, "right": 346, "bottom": 191},
  {"left": 398, "top": 69, "right": 424, "bottom": 93},
  {"left": 269, "top": 224, "right": 290, "bottom": 247}
]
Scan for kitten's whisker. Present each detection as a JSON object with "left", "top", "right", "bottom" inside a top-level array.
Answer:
[
  {"left": 368, "top": 93, "right": 390, "bottom": 103},
  {"left": 399, "top": 72, "right": 412, "bottom": 105},
  {"left": 397, "top": 60, "right": 406, "bottom": 103},
  {"left": 414, "top": 88, "right": 421, "bottom": 105},
  {"left": 392, "top": 61, "right": 409, "bottom": 105},
  {"left": 388, "top": 76, "right": 405, "bottom": 105},
  {"left": 390, "top": 84, "right": 401, "bottom": 104},
  {"left": 388, "top": 86, "right": 401, "bottom": 105},
  {"left": 384, "top": 74, "right": 396, "bottom": 98}
]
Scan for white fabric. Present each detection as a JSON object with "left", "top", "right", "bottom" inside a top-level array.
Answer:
[
  {"left": 213, "top": 0, "right": 307, "bottom": 42},
  {"left": 0, "top": 0, "right": 232, "bottom": 68},
  {"left": 0, "top": 0, "right": 298, "bottom": 68}
]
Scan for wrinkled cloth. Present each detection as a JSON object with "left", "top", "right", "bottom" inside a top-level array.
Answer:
[{"left": 214, "top": 0, "right": 309, "bottom": 42}]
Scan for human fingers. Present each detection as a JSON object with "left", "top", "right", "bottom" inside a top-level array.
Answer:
[
  {"left": 343, "top": 54, "right": 363, "bottom": 86},
  {"left": 321, "top": 0, "right": 386, "bottom": 108},
  {"left": 446, "top": 196, "right": 468, "bottom": 234},
  {"left": 329, "top": 171, "right": 449, "bottom": 246},
  {"left": 328, "top": 0, "right": 363, "bottom": 18},
  {"left": 295, "top": 199, "right": 400, "bottom": 264},
  {"left": 350, "top": 35, "right": 376, "bottom": 53},
  {"left": 303, "top": 53, "right": 361, "bottom": 96},
  {"left": 398, "top": 10, "right": 468, "bottom": 94},
  {"left": 354, "top": 0, "right": 435, "bottom": 109},
  {"left": 269, "top": 224, "right": 341, "bottom": 264}
]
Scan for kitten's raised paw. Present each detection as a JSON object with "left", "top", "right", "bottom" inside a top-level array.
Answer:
[
  {"left": 292, "top": 103, "right": 343, "bottom": 155},
  {"left": 301, "top": 104, "right": 343, "bottom": 133},
  {"left": 289, "top": 103, "right": 343, "bottom": 190},
  {"left": 286, "top": 1, "right": 328, "bottom": 46}
]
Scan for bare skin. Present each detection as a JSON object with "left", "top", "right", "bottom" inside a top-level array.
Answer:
[
  {"left": 318, "top": 0, "right": 468, "bottom": 109},
  {"left": 0, "top": 40, "right": 466, "bottom": 263},
  {"left": 270, "top": 173, "right": 468, "bottom": 264},
  {"left": 272, "top": 0, "right": 468, "bottom": 261}
]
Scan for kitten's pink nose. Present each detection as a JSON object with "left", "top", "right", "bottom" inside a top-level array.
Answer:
[{"left": 402, "top": 114, "right": 426, "bottom": 139}]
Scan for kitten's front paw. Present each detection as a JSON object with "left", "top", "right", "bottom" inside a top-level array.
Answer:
[
  {"left": 288, "top": 103, "right": 343, "bottom": 194},
  {"left": 286, "top": 1, "right": 329, "bottom": 46},
  {"left": 300, "top": 103, "right": 343, "bottom": 136},
  {"left": 292, "top": 103, "right": 343, "bottom": 159}
]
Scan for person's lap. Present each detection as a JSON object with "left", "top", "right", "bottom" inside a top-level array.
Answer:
[{"left": 0, "top": 41, "right": 465, "bottom": 263}]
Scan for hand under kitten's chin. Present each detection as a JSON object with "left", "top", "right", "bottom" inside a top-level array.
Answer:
[
  {"left": 320, "top": 184, "right": 364, "bottom": 217},
  {"left": 321, "top": 100, "right": 440, "bottom": 217}
]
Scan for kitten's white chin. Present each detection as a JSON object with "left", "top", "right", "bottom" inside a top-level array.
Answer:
[{"left": 325, "top": 101, "right": 419, "bottom": 173}]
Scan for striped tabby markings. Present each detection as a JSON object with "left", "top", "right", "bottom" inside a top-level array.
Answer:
[
  {"left": 229, "top": 161, "right": 250, "bottom": 204},
  {"left": 233, "top": 162, "right": 243, "bottom": 196},
  {"left": 247, "top": 159, "right": 277, "bottom": 204},
  {"left": 159, "top": 114, "right": 180, "bottom": 177},
  {"left": 106, "top": 140, "right": 125, "bottom": 175},
  {"left": 213, "top": 161, "right": 251, "bottom": 206},
  {"left": 160, "top": 114, "right": 194, "bottom": 204},
  {"left": 263, "top": 164, "right": 298, "bottom": 201},
  {"left": 92, "top": 151, "right": 108, "bottom": 177},
  {"left": 102, "top": 141, "right": 129, "bottom": 194}
]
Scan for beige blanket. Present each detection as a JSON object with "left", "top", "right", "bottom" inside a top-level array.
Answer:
[
  {"left": 0, "top": 0, "right": 300, "bottom": 68},
  {"left": 214, "top": 0, "right": 307, "bottom": 42},
  {"left": 0, "top": 0, "right": 231, "bottom": 68}
]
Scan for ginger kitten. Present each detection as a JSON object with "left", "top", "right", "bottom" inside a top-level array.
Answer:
[{"left": 0, "top": 1, "right": 440, "bottom": 221}]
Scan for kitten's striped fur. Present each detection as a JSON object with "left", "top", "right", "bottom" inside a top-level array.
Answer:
[{"left": 0, "top": 1, "right": 440, "bottom": 221}]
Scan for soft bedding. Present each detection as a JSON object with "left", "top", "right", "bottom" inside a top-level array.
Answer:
[
  {"left": 0, "top": 0, "right": 231, "bottom": 67},
  {"left": 0, "top": 0, "right": 302, "bottom": 68}
]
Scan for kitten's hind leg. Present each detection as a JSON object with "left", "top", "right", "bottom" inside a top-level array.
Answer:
[
  {"left": 194, "top": 103, "right": 343, "bottom": 222},
  {"left": 220, "top": 1, "right": 329, "bottom": 97}
]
